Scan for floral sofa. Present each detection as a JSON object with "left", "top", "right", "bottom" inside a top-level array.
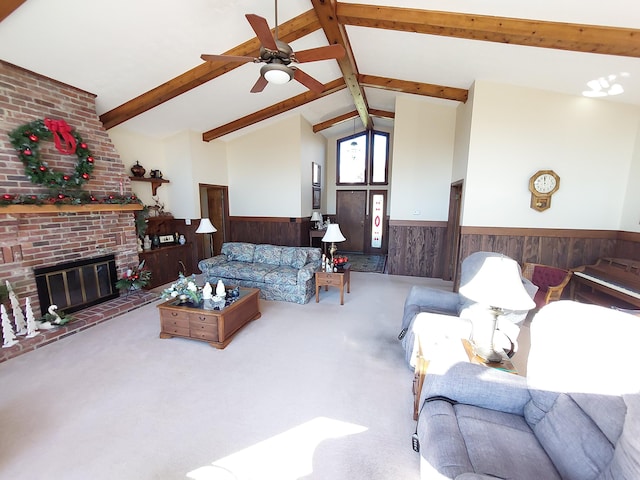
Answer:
[{"left": 198, "top": 242, "right": 322, "bottom": 304}]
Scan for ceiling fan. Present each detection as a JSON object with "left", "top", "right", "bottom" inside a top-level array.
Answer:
[{"left": 200, "top": 1, "right": 345, "bottom": 94}]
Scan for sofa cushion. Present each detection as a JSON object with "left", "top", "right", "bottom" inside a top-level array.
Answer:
[
  {"left": 263, "top": 265, "right": 298, "bottom": 286},
  {"left": 598, "top": 393, "right": 640, "bottom": 480},
  {"left": 213, "top": 261, "right": 277, "bottom": 282},
  {"left": 254, "top": 244, "right": 282, "bottom": 266},
  {"left": 222, "top": 242, "right": 255, "bottom": 262},
  {"left": 280, "top": 247, "right": 308, "bottom": 269},
  {"left": 419, "top": 400, "right": 560, "bottom": 480}
]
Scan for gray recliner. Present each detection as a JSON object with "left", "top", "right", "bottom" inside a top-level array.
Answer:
[
  {"left": 415, "top": 300, "right": 640, "bottom": 480},
  {"left": 399, "top": 251, "right": 537, "bottom": 367}
]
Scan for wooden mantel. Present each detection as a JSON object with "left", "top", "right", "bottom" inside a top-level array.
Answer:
[{"left": 0, "top": 204, "right": 143, "bottom": 214}]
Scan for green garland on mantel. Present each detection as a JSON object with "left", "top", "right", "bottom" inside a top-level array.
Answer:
[{"left": 3, "top": 118, "right": 140, "bottom": 207}]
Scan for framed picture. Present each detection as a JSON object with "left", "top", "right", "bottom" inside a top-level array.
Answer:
[
  {"left": 312, "top": 187, "right": 321, "bottom": 209},
  {"left": 312, "top": 162, "right": 321, "bottom": 187}
]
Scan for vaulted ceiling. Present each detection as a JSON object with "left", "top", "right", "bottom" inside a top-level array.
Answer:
[{"left": 1, "top": 0, "right": 639, "bottom": 141}]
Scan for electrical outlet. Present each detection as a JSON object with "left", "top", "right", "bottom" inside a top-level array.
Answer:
[{"left": 412, "top": 210, "right": 421, "bottom": 216}]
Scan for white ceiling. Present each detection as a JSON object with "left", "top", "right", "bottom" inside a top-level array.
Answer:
[{"left": 1, "top": 0, "right": 639, "bottom": 140}]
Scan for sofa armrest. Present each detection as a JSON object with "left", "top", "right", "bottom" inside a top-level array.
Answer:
[
  {"left": 198, "top": 255, "right": 228, "bottom": 274},
  {"left": 420, "top": 361, "right": 530, "bottom": 416},
  {"left": 298, "top": 262, "right": 318, "bottom": 283}
]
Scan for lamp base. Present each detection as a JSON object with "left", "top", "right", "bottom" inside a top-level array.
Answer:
[{"left": 471, "top": 343, "right": 503, "bottom": 364}]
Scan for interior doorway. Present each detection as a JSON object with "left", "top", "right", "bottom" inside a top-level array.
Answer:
[
  {"left": 336, "top": 190, "right": 367, "bottom": 253},
  {"left": 199, "top": 184, "right": 229, "bottom": 257},
  {"left": 443, "top": 181, "right": 463, "bottom": 284}
]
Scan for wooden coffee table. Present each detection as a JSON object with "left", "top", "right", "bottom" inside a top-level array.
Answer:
[{"left": 158, "top": 287, "right": 261, "bottom": 349}]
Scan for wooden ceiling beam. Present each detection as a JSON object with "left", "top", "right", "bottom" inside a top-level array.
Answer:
[
  {"left": 100, "top": 9, "right": 321, "bottom": 130},
  {"left": 311, "top": 0, "right": 373, "bottom": 130},
  {"left": 359, "top": 74, "right": 469, "bottom": 103},
  {"left": 337, "top": 3, "right": 640, "bottom": 58},
  {"left": 313, "top": 110, "right": 359, "bottom": 132},
  {"left": 202, "top": 78, "right": 346, "bottom": 141},
  {"left": 312, "top": 108, "right": 394, "bottom": 132},
  {"left": 0, "top": 0, "right": 26, "bottom": 22}
]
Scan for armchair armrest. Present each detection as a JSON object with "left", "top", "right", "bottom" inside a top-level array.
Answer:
[
  {"left": 198, "top": 255, "right": 228, "bottom": 274},
  {"left": 420, "top": 361, "right": 530, "bottom": 416},
  {"left": 401, "top": 286, "right": 461, "bottom": 334}
]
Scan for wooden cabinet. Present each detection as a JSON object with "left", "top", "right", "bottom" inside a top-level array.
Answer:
[{"left": 139, "top": 243, "right": 195, "bottom": 289}]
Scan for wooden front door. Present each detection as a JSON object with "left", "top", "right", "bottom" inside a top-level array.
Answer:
[
  {"left": 336, "top": 190, "right": 367, "bottom": 253},
  {"left": 443, "top": 181, "right": 463, "bottom": 284}
]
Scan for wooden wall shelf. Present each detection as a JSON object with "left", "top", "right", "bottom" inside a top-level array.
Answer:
[
  {"left": 0, "top": 204, "right": 143, "bottom": 214},
  {"left": 129, "top": 176, "right": 170, "bottom": 195}
]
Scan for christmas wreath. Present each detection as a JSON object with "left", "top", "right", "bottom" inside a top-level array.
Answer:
[{"left": 8, "top": 118, "right": 95, "bottom": 190}]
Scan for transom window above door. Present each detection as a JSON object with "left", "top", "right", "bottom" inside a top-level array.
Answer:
[{"left": 337, "top": 130, "right": 389, "bottom": 185}]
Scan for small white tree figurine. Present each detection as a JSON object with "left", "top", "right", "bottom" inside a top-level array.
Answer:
[
  {"left": 2, "top": 304, "right": 18, "bottom": 348},
  {"left": 25, "top": 297, "right": 40, "bottom": 338},
  {"left": 7, "top": 281, "right": 27, "bottom": 336}
]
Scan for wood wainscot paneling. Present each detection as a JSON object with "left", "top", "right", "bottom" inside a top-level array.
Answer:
[
  {"left": 459, "top": 227, "right": 621, "bottom": 272},
  {"left": 387, "top": 220, "right": 448, "bottom": 277},
  {"left": 614, "top": 231, "right": 640, "bottom": 261},
  {"left": 229, "top": 216, "right": 311, "bottom": 247}
]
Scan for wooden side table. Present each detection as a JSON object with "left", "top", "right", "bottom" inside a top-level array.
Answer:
[{"left": 315, "top": 264, "right": 351, "bottom": 305}]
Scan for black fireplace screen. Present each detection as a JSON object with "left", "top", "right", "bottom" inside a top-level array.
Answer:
[{"left": 34, "top": 254, "right": 118, "bottom": 316}]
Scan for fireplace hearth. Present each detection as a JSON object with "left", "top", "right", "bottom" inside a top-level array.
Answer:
[{"left": 34, "top": 255, "right": 118, "bottom": 316}]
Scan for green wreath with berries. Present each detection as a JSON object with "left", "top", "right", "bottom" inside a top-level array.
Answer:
[{"left": 9, "top": 118, "right": 95, "bottom": 190}]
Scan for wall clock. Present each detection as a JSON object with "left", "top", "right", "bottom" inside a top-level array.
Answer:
[{"left": 528, "top": 170, "right": 560, "bottom": 212}]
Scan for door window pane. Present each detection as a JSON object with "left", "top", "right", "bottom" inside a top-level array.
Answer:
[
  {"left": 337, "top": 133, "right": 367, "bottom": 184},
  {"left": 371, "top": 132, "right": 389, "bottom": 184}
]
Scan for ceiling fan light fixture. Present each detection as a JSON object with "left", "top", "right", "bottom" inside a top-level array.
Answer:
[{"left": 261, "top": 63, "right": 292, "bottom": 85}]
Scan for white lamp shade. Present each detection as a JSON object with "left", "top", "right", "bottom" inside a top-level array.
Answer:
[
  {"left": 195, "top": 218, "right": 217, "bottom": 234},
  {"left": 310, "top": 211, "right": 323, "bottom": 222},
  {"left": 459, "top": 256, "right": 535, "bottom": 311},
  {"left": 322, "top": 223, "right": 346, "bottom": 243},
  {"left": 261, "top": 64, "right": 293, "bottom": 85}
]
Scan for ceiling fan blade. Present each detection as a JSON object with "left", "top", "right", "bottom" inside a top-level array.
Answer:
[
  {"left": 201, "top": 54, "right": 256, "bottom": 64},
  {"left": 250, "top": 75, "right": 269, "bottom": 93},
  {"left": 293, "top": 69, "right": 324, "bottom": 94},
  {"left": 245, "top": 14, "right": 278, "bottom": 51},
  {"left": 293, "top": 44, "right": 346, "bottom": 63}
]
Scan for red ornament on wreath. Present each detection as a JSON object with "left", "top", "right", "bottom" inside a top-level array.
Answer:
[{"left": 8, "top": 118, "right": 96, "bottom": 190}]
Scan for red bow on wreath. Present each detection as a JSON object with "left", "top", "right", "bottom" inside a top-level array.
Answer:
[{"left": 44, "top": 118, "right": 77, "bottom": 155}]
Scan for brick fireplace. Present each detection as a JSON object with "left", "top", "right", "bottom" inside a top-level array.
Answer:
[{"left": 0, "top": 60, "right": 140, "bottom": 316}]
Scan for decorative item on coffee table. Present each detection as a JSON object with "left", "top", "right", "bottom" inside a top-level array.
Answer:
[{"left": 160, "top": 273, "right": 202, "bottom": 305}]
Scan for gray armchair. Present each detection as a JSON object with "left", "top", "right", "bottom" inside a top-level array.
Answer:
[
  {"left": 415, "top": 300, "right": 640, "bottom": 480},
  {"left": 399, "top": 251, "right": 537, "bottom": 367}
]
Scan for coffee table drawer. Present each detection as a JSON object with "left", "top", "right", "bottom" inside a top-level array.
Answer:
[
  {"left": 161, "top": 323, "right": 190, "bottom": 337},
  {"left": 191, "top": 329, "right": 218, "bottom": 341},
  {"left": 160, "top": 310, "right": 189, "bottom": 325}
]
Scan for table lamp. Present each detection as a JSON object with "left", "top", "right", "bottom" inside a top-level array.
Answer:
[
  {"left": 321, "top": 224, "right": 346, "bottom": 265},
  {"left": 195, "top": 218, "right": 217, "bottom": 258},
  {"left": 310, "top": 211, "right": 323, "bottom": 230},
  {"left": 459, "top": 255, "right": 535, "bottom": 363}
]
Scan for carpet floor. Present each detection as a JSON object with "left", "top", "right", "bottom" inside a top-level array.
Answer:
[{"left": 0, "top": 272, "right": 454, "bottom": 480}]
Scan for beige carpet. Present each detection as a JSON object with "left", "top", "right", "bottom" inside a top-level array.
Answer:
[{"left": 0, "top": 272, "right": 457, "bottom": 480}]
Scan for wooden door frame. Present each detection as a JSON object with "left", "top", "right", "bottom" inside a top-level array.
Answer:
[
  {"left": 443, "top": 181, "right": 463, "bottom": 284},
  {"left": 199, "top": 184, "right": 230, "bottom": 257}
]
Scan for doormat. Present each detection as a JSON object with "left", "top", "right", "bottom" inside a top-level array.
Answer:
[{"left": 345, "top": 254, "right": 387, "bottom": 273}]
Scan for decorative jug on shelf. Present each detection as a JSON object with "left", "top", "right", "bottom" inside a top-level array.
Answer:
[{"left": 130, "top": 161, "right": 146, "bottom": 177}]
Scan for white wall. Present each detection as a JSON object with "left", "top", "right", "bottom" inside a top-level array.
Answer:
[
  {"left": 463, "top": 81, "right": 640, "bottom": 230},
  {"left": 226, "top": 115, "right": 303, "bottom": 217},
  {"left": 108, "top": 127, "right": 168, "bottom": 209},
  {"left": 389, "top": 95, "right": 457, "bottom": 221},
  {"left": 109, "top": 128, "right": 228, "bottom": 219},
  {"left": 300, "top": 117, "right": 326, "bottom": 216},
  {"left": 621, "top": 120, "right": 640, "bottom": 232}
]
